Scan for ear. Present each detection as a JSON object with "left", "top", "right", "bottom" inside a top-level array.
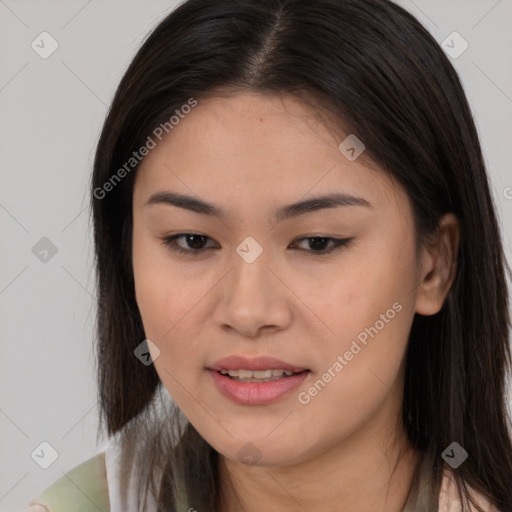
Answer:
[{"left": 415, "top": 213, "right": 460, "bottom": 316}]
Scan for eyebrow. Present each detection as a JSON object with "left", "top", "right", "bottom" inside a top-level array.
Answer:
[{"left": 144, "top": 191, "right": 372, "bottom": 222}]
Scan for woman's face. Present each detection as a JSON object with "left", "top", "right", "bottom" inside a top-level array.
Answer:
[{"left": 132, "top": 92, "right": 427, "bottom": 467}]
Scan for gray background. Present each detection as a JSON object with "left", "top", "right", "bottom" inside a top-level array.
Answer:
[{"left": 1, "top": 1, "right": 511, "bottom": 510}]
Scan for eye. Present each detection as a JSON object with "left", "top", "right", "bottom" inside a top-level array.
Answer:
[
  {"left": 161, "top": 233, "right": 218, "bottom": 255},
  {"left": 289, "top": 237, "right": 353, "bottom": 255},
  {"left": 160, "top": 234, "right": 353, "bottom": 256}
]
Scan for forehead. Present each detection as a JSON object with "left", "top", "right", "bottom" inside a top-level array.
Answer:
[
  {"left": 133, "top": 92, "right": 403, "bottom": 218},
  {"left": 144, "top": 92, "right": 344, "bottom": 165}
]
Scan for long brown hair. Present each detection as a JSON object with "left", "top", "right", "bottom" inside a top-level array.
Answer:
[{"left": 90, "top": 0, "right": 512, "bottom": 510}]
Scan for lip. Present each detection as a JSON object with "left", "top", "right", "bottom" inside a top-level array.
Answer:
[
  {"left": 209, "top": 355, "right": 309, "bottom": 373},
  {"left": 208, "top": 369, "right": 310, "bottom": 405}
]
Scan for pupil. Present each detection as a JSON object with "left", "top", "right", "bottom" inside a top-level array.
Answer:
[
  {"left": 187, "top": 234, "right": 206, "bottom": 249},
  {"left": 310, "top": 237, "right": 328, "bottom": 250}
]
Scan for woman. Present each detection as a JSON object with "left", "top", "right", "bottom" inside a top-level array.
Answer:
[{"left": 26, "top": 0, "right": 512, "bottom": 510}]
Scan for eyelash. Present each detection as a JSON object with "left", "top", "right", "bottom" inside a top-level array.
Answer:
[{"left": 160, "top": 233, "right": 353, "bottom": 256}]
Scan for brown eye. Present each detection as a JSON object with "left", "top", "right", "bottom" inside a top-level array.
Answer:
[
  {"left": 161, "top": 233, "right": 217, "bottom": 255},
  {"left": 290, "top": 237, "right": 353, "bottom": 255}
]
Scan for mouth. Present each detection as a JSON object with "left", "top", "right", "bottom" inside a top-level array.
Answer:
[
  {"left": 218, "top": 368, "right": 308, "bottom": 382},
  {"left": 209, "top": 355, "right": 309, "bottom": 374},
  {"left": 207, "top": 356, "right": 311, "bottom": 405}
]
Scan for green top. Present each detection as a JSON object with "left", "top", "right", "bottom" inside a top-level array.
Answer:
[{"left": 28, "top": 451, "right": 190, "bottom": 511}]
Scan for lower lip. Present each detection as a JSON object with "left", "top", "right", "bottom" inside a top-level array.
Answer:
[{"left": 208, "top": 370, "right": 310, "bottom": 405}]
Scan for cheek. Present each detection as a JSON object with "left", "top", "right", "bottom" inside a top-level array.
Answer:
[
  {"left": 301, "top": 235, "right": 417, "bottom": 402},
  {"left": 131, "top": 237, "right": 213, "bottom": 392},
  {"left": 132, "top": 228, "right": 192, "bottom": 335},
  {"left": 307, "top": 237, "right": 416, "bottom": 346},
  {"left": 132, "top": 247, "right": 182, "bottom": 382},
  {"left": 293, "top": 297, "right": 414, "bottom": 450},
  {"left": 132, "top": 264, "right": 206, "bottom": 408},
  {"left": 133, "top": 271, "right": 204, "bottom": 372}
]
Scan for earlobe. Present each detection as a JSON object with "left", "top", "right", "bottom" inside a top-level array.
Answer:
[{"left": 414, "top": 213, "right": 460, "bottom": 316}]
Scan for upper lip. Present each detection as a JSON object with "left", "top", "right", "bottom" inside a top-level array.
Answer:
[{"left": 209, "top": 355, "right": 309, "bottom": 373}]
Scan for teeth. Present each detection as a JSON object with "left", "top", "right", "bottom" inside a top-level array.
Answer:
[
  {"left": 253, "top": 370, "right": 273, "bottom": 378},
  {"left": 219, "top": 369, "right": 297, "bottom": 379}
]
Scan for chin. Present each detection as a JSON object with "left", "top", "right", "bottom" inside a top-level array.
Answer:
[{"left": 210, "top": 435, "right": 310, "bottom": 468}]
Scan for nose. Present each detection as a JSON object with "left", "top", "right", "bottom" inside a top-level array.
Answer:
[{"left": 213, "top": 251, "right": 292, "bottom": 338}]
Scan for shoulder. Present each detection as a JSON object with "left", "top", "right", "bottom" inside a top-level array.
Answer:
[
  {"left": 27, "top": 451, "right": 109, "bottom": 512},
  {"left": 26, "top": 439, "right": 190, "bottom": 512},
  {"left": 438, "top": 467, "right": 500, "bottom": 512}
]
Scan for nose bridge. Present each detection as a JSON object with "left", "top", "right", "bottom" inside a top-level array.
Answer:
[
  {"left": 228, "top": 243, "right": 272, "bottom": 304},
  {"left": 215, "top": 241, "right": 291, "bottom": 335}
]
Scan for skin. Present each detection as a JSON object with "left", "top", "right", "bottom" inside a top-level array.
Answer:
[{"left": 131, "top": 92, "right": 459, "bottom": 511}]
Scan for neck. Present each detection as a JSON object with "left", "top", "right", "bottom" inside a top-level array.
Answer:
[{"left": 217, "top": 405, "right": 420, "bottom": 512}]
